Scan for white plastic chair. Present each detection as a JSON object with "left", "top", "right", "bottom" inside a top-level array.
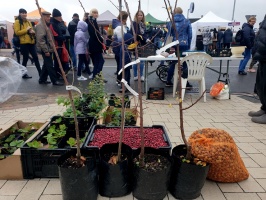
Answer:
[{"left": 173, "top": 53, "right": 213, "bottom": 102}]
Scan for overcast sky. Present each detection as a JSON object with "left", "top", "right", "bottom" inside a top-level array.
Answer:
[{"left": 1, "top": 0, "right": 265, "bottom": 28}]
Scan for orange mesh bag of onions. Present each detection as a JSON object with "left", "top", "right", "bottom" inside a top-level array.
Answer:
[{"left": 188, "top": 128, "right": 249, "bottom": 183}]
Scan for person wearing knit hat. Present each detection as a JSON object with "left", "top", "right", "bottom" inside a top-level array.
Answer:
[
  {"left": 19, "top": 8, "right": 27, "bottom": 14},
  {"left": 52, "top": 8, "right": 62, "bottom": 18},
  {"left": 14, "top": 8, "right": 41, "bottom": 79},
  {"left": 50, "top": 8, "right": 70, "bottom": 80},
  {"left": 35, "top": 9, "right": 63, "bottom": 86}
]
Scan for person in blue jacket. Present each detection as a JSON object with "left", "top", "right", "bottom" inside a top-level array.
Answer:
[
  {"left": 238, "top": 17, "right": 256, "bottom": 75},
  {"left": 165, "top": 7, "right": 192, "bottom": 87}
]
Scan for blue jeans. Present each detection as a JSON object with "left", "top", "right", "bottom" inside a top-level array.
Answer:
[
  {"left": 70, "top": 45, "right": 77, "bottom": 68},
  {"left": 238, "top": 48, "right": 251, "bottom": 72},
  {"left": 133, "top": 61, "right": 144, "bottom": 77}
]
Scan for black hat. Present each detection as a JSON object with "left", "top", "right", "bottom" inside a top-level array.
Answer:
[
  {"left": 73, "top": 13, "right": 79, "bottom": 18},
  {"left": 52, "top": 8, "right": 62, "bottom": 17},
  {"left": 19, "top": 8, "right": 27, "bottom": 14}
]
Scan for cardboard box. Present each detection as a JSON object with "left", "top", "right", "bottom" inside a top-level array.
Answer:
[{"left": 0, "top": 121, "right": 47, "bottom": 180}]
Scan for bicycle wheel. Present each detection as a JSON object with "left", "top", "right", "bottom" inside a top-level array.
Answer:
[
  {"left": 158, "top": 67, "right": 168, "bottom": 83},
  {"left": 156, "top": 65, "right": 167, "bottom": 76}
]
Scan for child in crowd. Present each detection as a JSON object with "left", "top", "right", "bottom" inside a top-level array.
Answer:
[{"left": 74, "top": 21, "right": 92, "bottom": 81}]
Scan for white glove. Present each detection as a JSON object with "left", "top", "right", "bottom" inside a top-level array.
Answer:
[{"left": 146, "top": 39, "right": 151, "bottom": 43}]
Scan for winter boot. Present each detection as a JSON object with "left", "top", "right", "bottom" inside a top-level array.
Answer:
[
  {"left": 251, "top": 114, "right": 266, "bottom": 124},
  {"left": 248, "top": 109, "right": 265, "bottom": 117}
]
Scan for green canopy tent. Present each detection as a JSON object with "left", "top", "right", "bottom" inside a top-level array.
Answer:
[{"left": 145, "top": 13, "right": 166, "bottom": 25}]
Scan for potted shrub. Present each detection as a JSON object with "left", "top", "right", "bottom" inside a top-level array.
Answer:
[
  {"left": 161, "top": 1, "right": 210, "bottom": 199},
  {"left": 34, "top": 2, "right": 99, "bottom": 199},
  {"left": 120, "top": 2, "right": 172, "bottom": 199}
]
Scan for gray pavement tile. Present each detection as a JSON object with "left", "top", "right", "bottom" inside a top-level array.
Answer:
[
  {"left": 238, "top": 176, "right": 265, "bottom": 192},
  {"left": 201, "top": 180, "right": 226, "bottom": 200},
  {"left": 0, "top": 196, "right": 16, "bottom": 200},
  {"left": 39, "top": 195, "right": 63, "bottom": 200},
  {"left": 0, "top": 181, "right": 6, "bottom": 189},
  {"left": 218, "top": 183, "right": 243, "bottom": 193},
  {"left": 248, "top": 153, "right": 266, "bottom": 167},
  {"left": 248, "top": 168, "right": 266, "bottom": 178},
  {"left": 224, "top": 193, "right": 261, "bottom": 200},
  {"left": 43, "top": 180, "right": 62, "bottom": 195},
  {"left": 236, "top": 143, "right": 261, "bottom": 154},
  {"left": 256, "top": 179, "right": 266, "bottom": 191},
  {"left": 257, "top": 193, "right": 266, "bottom": 199},
  {"left": 15, "top": 180, "right": 48, "bottom": 200},
  {"left": 242, "top": 157, "right": 260, "bottom": 168},
  {"left": 0, "top": 180, "right": 27, "bottom": 196}
]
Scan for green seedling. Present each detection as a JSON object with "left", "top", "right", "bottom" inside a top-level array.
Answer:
[
  {"left": 10, "top": 140, "right": 24, "bottom": 148},
  {"left": 27, "top": 140, "right": 43, "bottom": 148},
  {"left": 67, "top": 137, "right": 76, "bottom": 147},
  {"left": 5, "top": 135, "right": 15, "bottom": 143}
]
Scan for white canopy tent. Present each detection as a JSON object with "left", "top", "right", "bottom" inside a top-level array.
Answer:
[
  {"left": 190, "top": 11, "right": 232, "bottom": 50},
  {"left": 97, "top": 10, "right": 116, "bottom": 25}
]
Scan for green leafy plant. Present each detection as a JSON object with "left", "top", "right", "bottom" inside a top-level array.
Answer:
[
  {"left": 5, "top": 135, "right": 15, "bottom": 143},
  {"left": 10, "top": 140, "right": 24, "bottom": 148},
  {"left": 56, "top": 73, "right": 107, "bottom": 119},
  {"left": 104, "top": 107, "right": 137, "bottom": 126},
  {"left": 0, "top": 149, "right": 5, "bottom": 160},
  {"left": 27, "top": 140, "right": 43, "bottom": 148},
  {"left": 40, "top": 124, "right": 67, "bottom": 149},
  {"left": 67, "top": 137, "right": 76, "bottom": 147}
]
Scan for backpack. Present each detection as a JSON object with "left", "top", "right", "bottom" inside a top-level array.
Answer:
[{"left": 235, "top": 29, "right": 243, "bottom": 43}]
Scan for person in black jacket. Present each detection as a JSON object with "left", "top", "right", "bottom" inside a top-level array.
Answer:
[
  {"left": 86, "top": 8, "right": 105, "bottom": 80},
  {"left": 238, "top": 17, "right": 256, "bottom": 75},
  {"left": 216, "top": 28, "right": 224, "bottom": 50},
  {"left": 50, "top": 8, "right": 68, "bottom": 79},
  {"left": 68, "top": 13, "right": 79, "bottom": 70},
  {"left": 248, "top": 15, "right": 266, "bottom": 124}
]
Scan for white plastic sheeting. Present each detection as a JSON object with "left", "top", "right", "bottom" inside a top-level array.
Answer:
[{"left": 0, "top": 57, "right": 27, "bottom": 103}]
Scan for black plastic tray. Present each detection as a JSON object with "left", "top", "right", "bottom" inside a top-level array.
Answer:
[{"left": 21, "top": 116, "right": 95, "bottom": 179}]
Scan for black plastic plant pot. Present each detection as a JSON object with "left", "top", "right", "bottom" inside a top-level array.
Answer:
[
  {"left": 58, "top": 149, "right": 98, "bottom": 200},
  {"left": 99, "top": 143, "right": 132, "bottom": 197},
  {"left": 169, "top": 145, "right": 210, "bottom": 200},
  {"left": 132, "top": 147, "right": 172, "bottom": 200}
]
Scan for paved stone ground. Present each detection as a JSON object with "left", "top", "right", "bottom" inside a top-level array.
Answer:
[{"left": 0, "top": 93, "right": 266, "bottom": 199}]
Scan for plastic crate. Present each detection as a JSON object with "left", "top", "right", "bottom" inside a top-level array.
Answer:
[
  {"left": 138, "top": 44, "right": 156, "bottom": 57},
  {"left": 83, "top": 125, "right": 172, "bottom": 162},
  {"left": 147, "top": 87, "right": 165, "bottom": 100},
  {"left": 21, "top": 116, "right": 95, "bottom": 179}
]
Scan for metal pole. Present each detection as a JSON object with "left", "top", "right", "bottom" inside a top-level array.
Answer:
[
  {"left": 232, "top": 0, "right": 236, "bottom": 21},
  {"left": 187, "top": 8, "right": 190, "bottom": 19}
]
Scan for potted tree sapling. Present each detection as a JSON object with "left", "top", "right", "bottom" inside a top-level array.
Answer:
[
  {"left": 122, "top": 1, "right": 172, "bottom": 200},
  {"left": 161, "top": 1, "right": 210, "bottom": 199},
  {"left": 97, "top": 2, "right": 133, "bottom": 197},
  {"left": 35, "top": 1, "right": 98, "bottom": 199}
]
